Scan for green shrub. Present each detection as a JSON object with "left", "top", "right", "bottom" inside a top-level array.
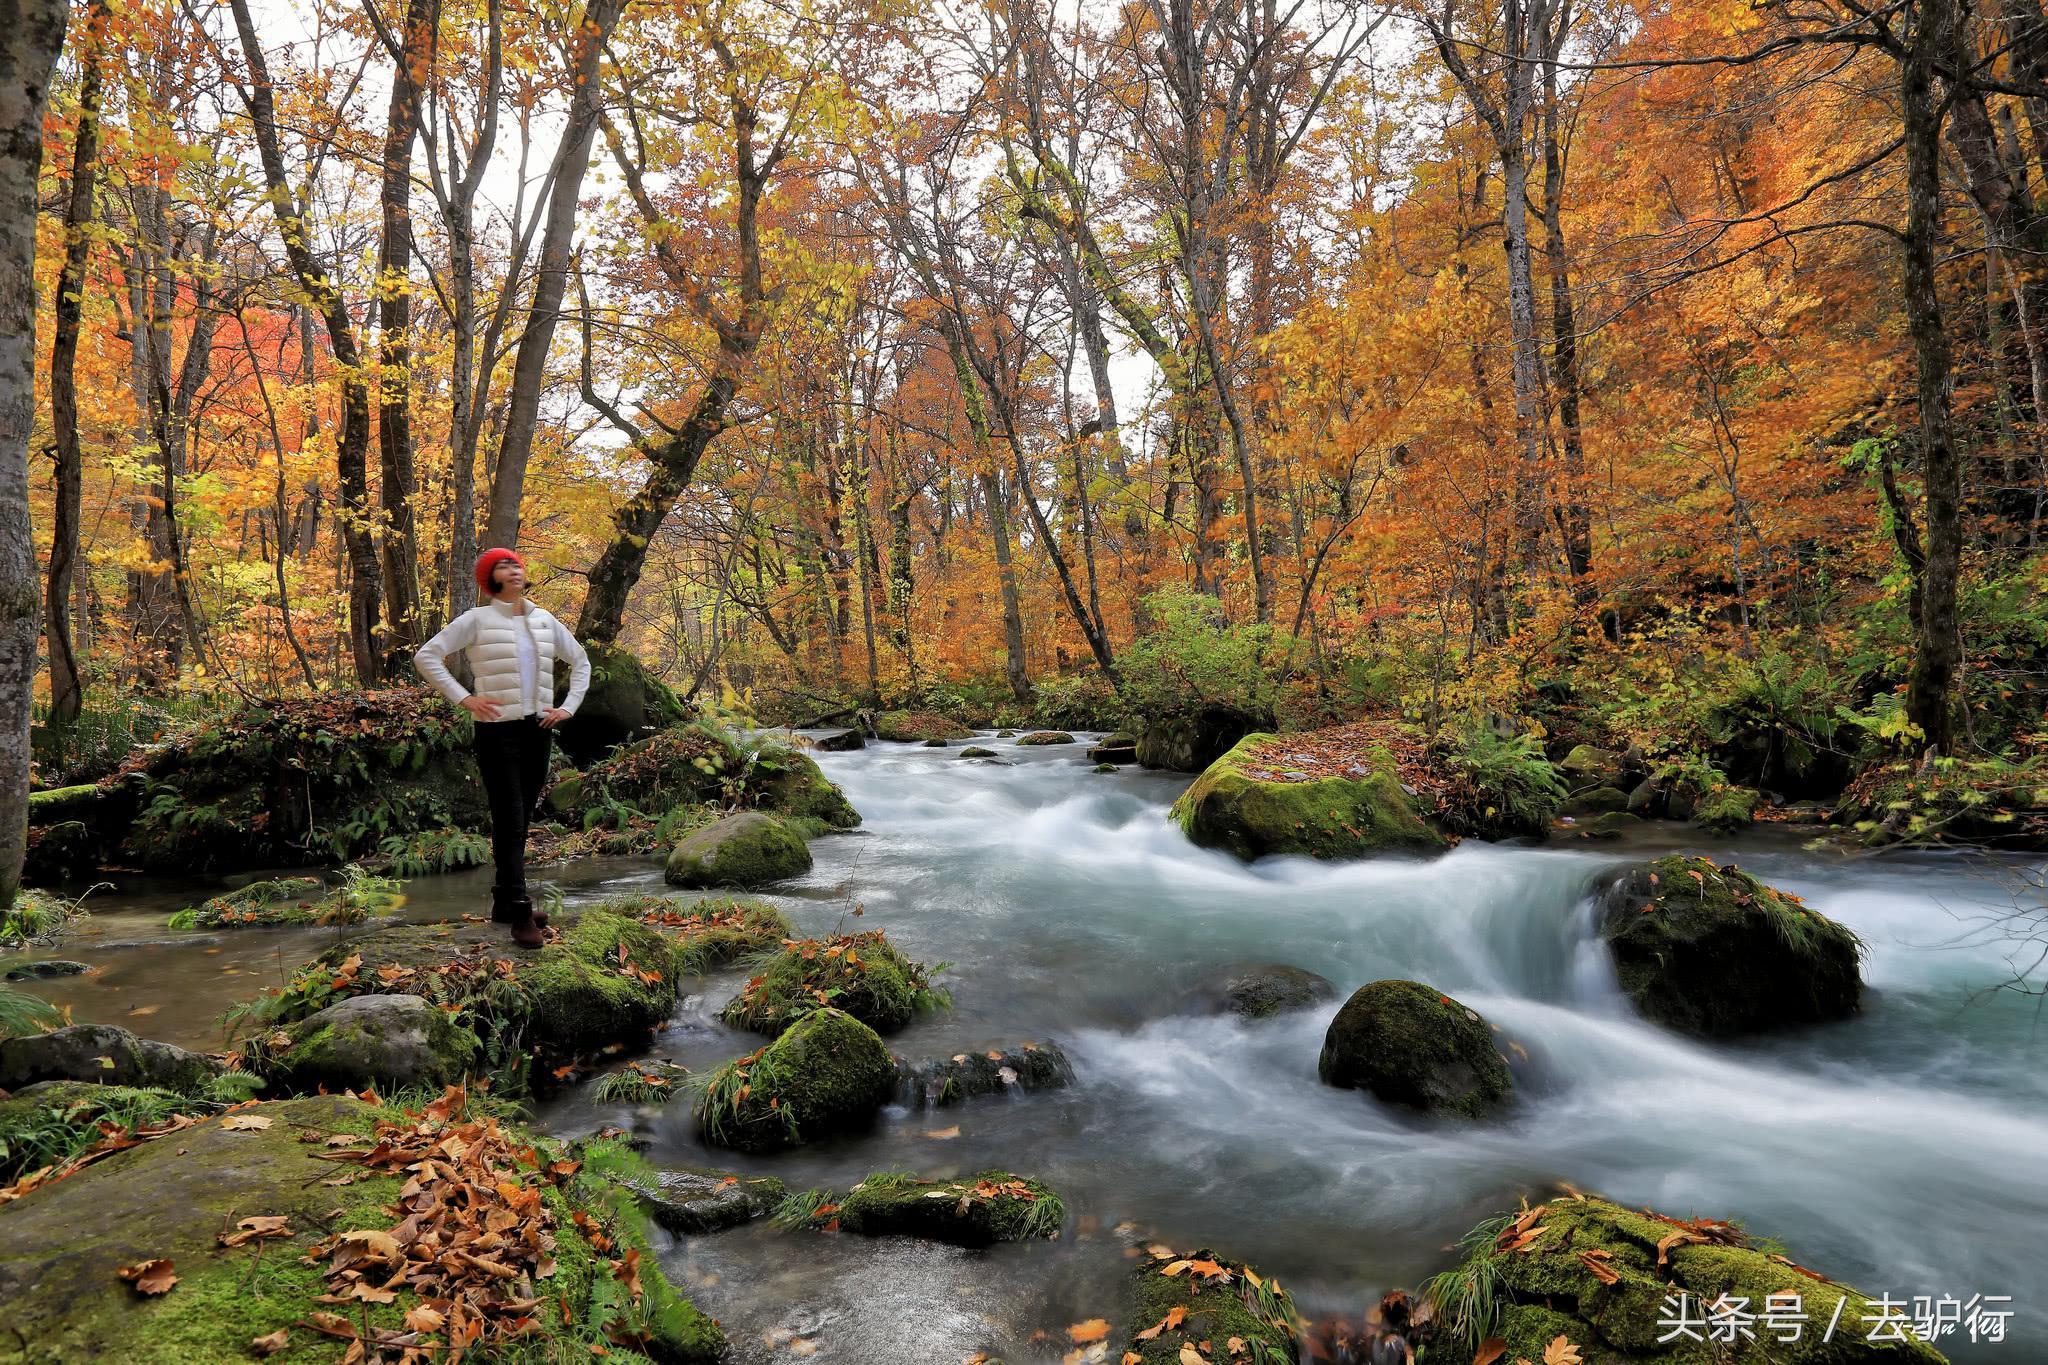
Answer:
[
  {"left": 1117, "top": 589, "right": 1285, "bottom": 726},
  {"left": 1433, "top": 724, "right": 1566, "bottom": 838}
]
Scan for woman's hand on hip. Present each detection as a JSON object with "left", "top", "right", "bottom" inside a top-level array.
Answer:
[
  {"left": 461, "top": 696, "right": 504, "bottom": 721},
  {"left": 538, "top": 708, "right": 572, "bottom": 729}
]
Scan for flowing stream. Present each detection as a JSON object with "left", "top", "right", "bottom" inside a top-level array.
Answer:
[{"left": 14, "top": 734, "right": 2048, "bottom": 1361}]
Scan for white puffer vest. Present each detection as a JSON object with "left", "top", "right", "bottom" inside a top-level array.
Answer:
[
  {"left": 466, "top": 603, "right": 559, "bottom": 710},
  {"left": 415, "top": 599, "right": 590, "bottom": 718}
]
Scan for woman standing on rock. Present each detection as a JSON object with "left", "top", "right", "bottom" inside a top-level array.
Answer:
[{"left": 415, "top": 549, "right": 590, "bottom": 947}]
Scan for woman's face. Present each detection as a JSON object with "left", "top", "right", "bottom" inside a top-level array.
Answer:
[{"left": 493, "top": 559, "right": 526, "bottom": 595}]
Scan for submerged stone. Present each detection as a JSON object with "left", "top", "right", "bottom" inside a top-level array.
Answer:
[
  {"left": 696, "top": 1008, "right": 896, "bottom": 1153},
  {"left": 1425, "top": 1193, "right": 1946, "bottom": 1363},
  {"left": 3, "top": 959, "right": 88, "bottom": 980},
  {"left": 664, "top": 811, "right": 812, "bottom": 889},
  {"left": 1318, "top": 979, "right": 1511, "bottom": 1118},
  {"left": 0, "top": 1023, "right": 220, "bottom": 1097},
  {"left": 788, "top": 1170, "right": 1065, "bottom": 1246},
  {"left": 634, "top": 1166, "right": 788, "bottom": 1235},
  {"left": 1171, "top": 733, "right": 1446, "bottom": 861},
  {"left": 1599, "top": 855, "right": 1862, "bottom": 1037},
  {"left": 1203, "top": 963, "right": 1336, "bottom": 1020},
  {"left": 816, "top": 728, "right": 866, "bottom": 751},
  {"left": 959, "top": 746, "right": 998, "bottom": 759},
  {"left": 895, "top": 1041, "right": 1075, "bottom": 1109}
]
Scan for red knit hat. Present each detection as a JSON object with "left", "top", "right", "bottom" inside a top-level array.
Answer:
[{"left": 475, "top": 548, "right": 525, "bottom": 595}]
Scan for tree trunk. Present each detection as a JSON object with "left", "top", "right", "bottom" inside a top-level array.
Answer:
[
  {"left": 0, "top": 0, "right": 71, "bottom": 906},
  {"left": 372, "top": 0, "right": 437, "bottom": 671},
  {"left": 981, "top": 469, "right": 1031, "bottom": 702},
  {"left": 1901, "top": 0, "right": 1963, "bottom": 752},
  {"left": 484, "top": 0, "right": 627, "bottom": 552},
  {"left": 45, "top": 0, "right": 106, "bottom": 723},
  {"left": 230, "top": 0, "right": 381, "bottom": 684}
]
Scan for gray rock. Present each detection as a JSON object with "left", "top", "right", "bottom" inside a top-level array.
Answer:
[
  {"left": 3, "top": 960, "right": 89, "bottom": 980},
  {"left": 1561, "top": 784, "right": 1632, "bottom": 816},
  {"left": 816, "top": 729, "right": 866, "bottom": 752},
  {"left": 273, "top": 993, "right": 476, "bottom": 1092},
  {"left": 1136, "top": 705, "right": 1264, "bottom": 773},
  {"left": 1206, "top": 965, "right": 1336, "bottom": 1020},
  {"left": 0, "top": 1023, "right": 220, "bottom": 1095},
  {"left": 1087, "top": 743, "right": 1137, "bottom": 764},
  {"left": 922, "top": 737, "right": 951, "bottom": 748},
  {"left": 895, "top": 1041, "right": 1075, "bottom": 1109},
  {"left": 637, "top": 1166, "right": 788, "bottom": 1234}
]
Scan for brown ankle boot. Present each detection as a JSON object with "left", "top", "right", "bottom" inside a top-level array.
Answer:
[{"left": 510, "top": 912, "right": 545, "bottom": 949}]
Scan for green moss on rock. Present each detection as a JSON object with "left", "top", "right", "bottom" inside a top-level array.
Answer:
[
  {"left": 664, "top": 810, "right": 812, "bottom": 888},
  {"left": 1122, "top": 1246, "right": 1301, "bottom": 1364},
  {"left": 0, "top": 1094, "right": 723, "bottom": 1365},
  {"left": 557, "top": 642, "right": 692, "bottom": 767},
  {"left": 273, "top": 992, "right": 477, "bottom": 1093},
  {"left": 1694, "top": 784, "right": 1762, "bottom": 834},
  {"left": 786, "top": 1169, "right": 1065, "bottom": 1245},
  {"left": 719, "top": 929, "right": 946, "bottom": 1036},
  {"left": 696, "top": 1008, "right": 896, "bottom": 1153},
  {"left": 747, "top": 743, "right": 860, "bottom": 829},
  {"left": 616, "top": 893, "right": 792, "bottom": 973},
  {"left": 1423, "top": 1194, "right": 1945, "bottom": 1364},
  {"left": 1318, "top": 979, "right": 1512, "bottom": 1118},
  {"left": 0, "top": 1082, "right": 202, "bottom": 1185},
  {"left": 1599, "top": 856, "right": 1862, "bottom": 1037},
  {"left": 960, "top": 746, "right": 998, "bottom": 759},
  {"left": 1016, "top": 730, "right": 1075, "bottom": 745},
  {"left": 1171, "top": 733, "right": 1447, "bottom": 861}
]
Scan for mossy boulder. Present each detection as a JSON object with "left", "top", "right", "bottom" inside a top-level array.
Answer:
[
  {"left": 167, "top": 876, "right": 329, "bottom": 931},
  {"left": 696, "top": 1008, "right": 896, "bottom": 1153},
  {"left": 1171, "top": 733, "right": 1447, "bottom": 861},
  {"left": 1562, "top": 784, "right": 1632, "bottom": 816},
  {"left": 1016, "top": 730, "right": 1075, "bottom": 746},
  {"left": 1560, "top": 744, "right": 1624, "bottom": 783},
  {"left": 1424, "top": 1193, "right": 1945, "bottom": 1364},
  {"left": 873, "top": 710, "right": 974, "bottom": 742},
  {"left": 618, "top": 894, "right": 791, "bottom": 972},
  {"left": 563, "top": 719, "right": 745, "bottom": 821},
  {"left": 816, "top": 728, "right": 866, "bottom": 751},
  {"left": 1318, "top": 980, "right": 1512, "bottom": 1118},
  {"left": 1599, "top": 856, "right": 1862, "bottom": 1037},
  {"left": 747, "top": 744, "right": 860, "bottom": 829},
  {"left": 557, "top": 641, "right": 691, "bottom": 766},
  {"left": 1572, "top": 810, "right": 1645, "bottom": 839},
  {"left": 0, "top": 1024, "right": 220, "bottom": 1097},
  {"left": 0, "top": 1094, "right": 723, "bottom": 1365},
  {"left": 664, "top": 811, "right": 812, "bottom": 889},
  {"left": 719, "top": 929, "right": 946, "bottom": 1036},
  {"left": 1135, "top": 703, "right": 1264, "bottom": 773},
  {"left": 896, "top": 1040, "right": 1075, "bottom": 1109},
  {"left": 786, "top": 1170, "right": 1065, "bottom": 1246},
  {"left": 959, "top": 746, "right": 998, "bottom": 759},
  {"left": 273, "top": 993, "right": 477, "bottom": 1093},
  {"left": 0, "top": 1081, "right": 205, "bottom": 1185},
  {"left": 1122, "top": 1246, "right": 1301, "bottom": 1364},
  {"left": 90, "top": 691, "right": 485, "bottom": 874},
  {"left": 284, "top": 910, "right": 682, "bottom": 1067},
  {"left": 1693, "top": 783, "right": 1762, "bottom": 834}
]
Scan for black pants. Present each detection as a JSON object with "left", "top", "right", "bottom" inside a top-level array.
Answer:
[{"left": 472, "top": 716, "right": 552, "bottom": 902}]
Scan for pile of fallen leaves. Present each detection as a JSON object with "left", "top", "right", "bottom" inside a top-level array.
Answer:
[
  {"left": 1232, "top": 721, "right": 1436, "bottom": 791},
  {"left": 284, "top": 1085, "right": 621, "bottom": 1361}
]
